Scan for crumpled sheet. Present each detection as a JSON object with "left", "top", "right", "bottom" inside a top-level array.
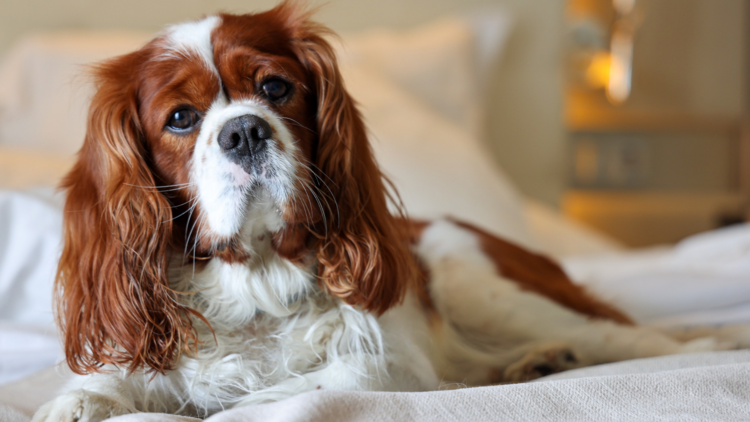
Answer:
[
  {"left": 3, "top": 350, "right": 750, "bottom": 422},
  {"left": 563, "top": 223, "right": 750, "bottom": 326},
  {"left": 0, "top": 189, "right": 64, "bottom": 385}
]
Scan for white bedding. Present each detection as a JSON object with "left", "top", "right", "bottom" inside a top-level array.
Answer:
[
  {"left": 0, "top": 189, "right": 63, "bottom": 385},
  {"left": 563, "top": 224, "right": 750, "bottom": 327},
  {"left": 3, "top": 351, "right": 750, "bottom": 422},
  {"left": 1, "top": 11, "right": 750, "bottom": 422}
]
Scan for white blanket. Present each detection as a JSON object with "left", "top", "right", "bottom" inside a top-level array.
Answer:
[
  {"left": 563, "top": 224, "right": 750, "bottom": 326},
  {"left": 1, "top": 190, "right": 750, "bottom": 421},
  {"left": 0, "top": 189, "right": 63, "bottom": 385},
  {"left": 3, "top": 351, "right": 750, "bottom": 421}
]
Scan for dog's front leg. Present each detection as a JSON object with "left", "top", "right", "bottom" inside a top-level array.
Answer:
[{"left": 232, "top": 354, "right": 417, "bottom": 407}]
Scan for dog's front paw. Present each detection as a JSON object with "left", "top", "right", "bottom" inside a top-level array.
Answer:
[
  {"left": 499, "top": 344, "right": 582, "bottom": 383},
  {"left": 32, "top": 390, "right": 131, "bottom": 422}
]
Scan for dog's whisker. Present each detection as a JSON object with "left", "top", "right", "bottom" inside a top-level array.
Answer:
[
  {"left": 166, "top": 198, "right": 199, "bottom": 224},
  {"left": 297, "top": 182, "right": 315, "bottom": 228},
  {"left": 296, "top": 161, "right": 340, "bottom": 228},
  {"left": 277, "top": 116, "right": 317, "bottom": 135}
]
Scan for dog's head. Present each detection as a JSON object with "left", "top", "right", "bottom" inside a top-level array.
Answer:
[{"left": 57, "top": 2, "right": 415, "bottom": 374}]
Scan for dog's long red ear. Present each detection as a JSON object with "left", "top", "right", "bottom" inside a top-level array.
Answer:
[
  {"left": 292, "top": 21, "right": 417, "bottom": 315},
  {"left": 56, "top": 51, "right": 197, "bottom": 375}
]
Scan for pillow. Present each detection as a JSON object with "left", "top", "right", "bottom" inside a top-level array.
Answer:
[
  {"left": 0, "top": 188, "right": 65, "bottom": 385},
  {"left": 523, "top": 199, "right": 624, "bottom": 257},
  {"left": 0, "top": 188, "right": 63, "bottom": 327},
  {"left": 0, "top": 31, "right": 151, "bottom": 155},
  {"left": 0, "top": 11, "right": 512, "bottom": 156},
  {"left": 0, "top": 16, "right": 529, "bottom": 248},
  {"left": 0, "top": 147, "right": 74, "bottom": 189},
  {"left": 342, "top": 64, "right": 535, "bottom": 248},
  {"left": 337, "top": 10, "right": 511, "bottom": 137}
]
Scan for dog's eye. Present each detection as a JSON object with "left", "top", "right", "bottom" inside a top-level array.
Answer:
[
  {"left": 261, "top": 79, "right": 289, "bottom": 101},
  {"left": 167, "top": 108, "right": 200, "bottom": 131}
]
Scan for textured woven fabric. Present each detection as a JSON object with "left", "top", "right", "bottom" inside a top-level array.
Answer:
[{"left": 4, "top": 351, "right": 750, "bottom": 422}]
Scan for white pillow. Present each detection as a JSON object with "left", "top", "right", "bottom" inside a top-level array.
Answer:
[
  {"left": 0, "top": 32, "right": 151, "bottom": 155},
  {"left": 523, "top": 199, "right": 624, "bottom": 257},
  {"left": 0, "top": 16, "right": 528, "bottom": 248},
  {"left": 0, "top": 20, "right": 535, "bottom": 254},
  {"left": 0, "top": 13, "right": 512, "bottom": 156},
  {"left": 0, "top": 189, "right": 64, "bottom": 385},
  {"left": 338, "top": 11, "right": 511, "bottom": 137},
  {"left": 0, "top": 188, "right": 63, "bottom": 327},
  {"left": 342, "top": 64, "right": 534, "bottom": 248}
]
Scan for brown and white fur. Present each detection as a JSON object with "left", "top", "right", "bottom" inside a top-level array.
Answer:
[{"left": 32, "top": 4, "right": 741, "bottom": 421}]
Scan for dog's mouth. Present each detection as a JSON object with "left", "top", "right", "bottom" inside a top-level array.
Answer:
[
  {"left": 226, "top": 155, "right": 279, "bottom": 188},
  {"left": 226, "top": 161, "right": 254, "bottom": 186}
]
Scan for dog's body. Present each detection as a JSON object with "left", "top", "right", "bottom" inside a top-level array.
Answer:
[
  {"left": 32, "top": 4, "right": 741, "bottom": 421},
  {"left": 37, "top": 217, "right": 723, "bottom": 420}
]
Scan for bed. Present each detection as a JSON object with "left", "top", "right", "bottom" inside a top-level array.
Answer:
[{"left": 1, "top": 12, "right": 750, "bottom": 421}]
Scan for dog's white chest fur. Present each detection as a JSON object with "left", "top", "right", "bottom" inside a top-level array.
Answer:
[
  {"left": 164, "top": 198, "right": 390, "bottom": 410},
  {"left": 152, "top": 202, "right": 431, "bottom": 412}
]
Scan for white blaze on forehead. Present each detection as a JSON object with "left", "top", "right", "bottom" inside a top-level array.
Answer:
[{"left": 162, "top": 15, "right": 221, "bottom": 73}]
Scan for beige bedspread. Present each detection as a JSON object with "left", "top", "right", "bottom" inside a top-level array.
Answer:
[{"left": 3, "top": 350, "right": 750, "bottom": 422}]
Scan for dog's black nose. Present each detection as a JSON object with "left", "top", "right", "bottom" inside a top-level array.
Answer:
[{"left": 218, "top": 115, "right": 272, "bottom": 156}]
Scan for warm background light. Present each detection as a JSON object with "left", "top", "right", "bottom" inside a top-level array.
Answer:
[{"left": 566, "top": 0, "right": 749, "bottom": 246}]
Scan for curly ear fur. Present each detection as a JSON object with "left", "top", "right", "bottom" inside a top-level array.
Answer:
[
  {"left": 287, "top": 7, "right": 418, "bottom": 315},
  {"left": 56, "top": 51, "right": 198, "bottom": 375}
]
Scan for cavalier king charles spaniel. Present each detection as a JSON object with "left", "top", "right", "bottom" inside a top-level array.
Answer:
[{"left": 33, "top": 3, "right": 737, "bottom": 421}]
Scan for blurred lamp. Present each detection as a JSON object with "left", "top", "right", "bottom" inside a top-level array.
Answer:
[{"left": 607, "top": 0, "right": 637, "bottom": 104}]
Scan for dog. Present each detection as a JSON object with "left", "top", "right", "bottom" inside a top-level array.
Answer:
[{"left": 32, "top": 3, "right": 740, "bottom": 421}]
